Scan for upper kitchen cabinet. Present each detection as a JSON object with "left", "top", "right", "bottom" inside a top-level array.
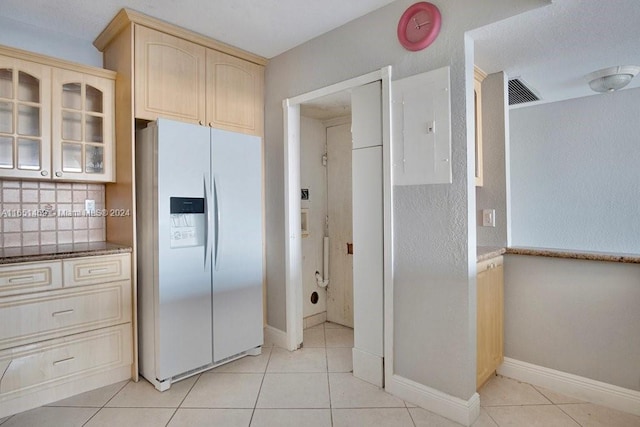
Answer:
[
  {"left": 205, "top": 50, "right": 264, "bottom": 135},
  {"left": 95, "top": 9, "right": 266, "bottom": 136},
  {"left": 134, "top": 26, "right": 206, "bottom": 124},
  {"left": 52, "top": 69, "right": 115, "bottom": 182},
  {"left": 0, "top": 54, "right": 51, "bottom": 179},
  {"left": 0, "top": 45, "right": 116, "bottom": 182}
]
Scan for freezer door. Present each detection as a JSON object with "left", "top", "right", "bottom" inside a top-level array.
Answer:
[
  {"left": 156, "top": 119, "right": 213, "bottom": 379},
  {"left": 211, "top": 129, "right": 263, "bottom": 362}
]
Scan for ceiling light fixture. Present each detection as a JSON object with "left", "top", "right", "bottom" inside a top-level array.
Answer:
[{"left": 587, "top": 65, "right": 640, "bottom": 93}]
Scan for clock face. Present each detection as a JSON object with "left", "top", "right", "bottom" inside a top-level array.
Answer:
[{"left": 397, "top": 2, "right": 441, "bottom": 51}]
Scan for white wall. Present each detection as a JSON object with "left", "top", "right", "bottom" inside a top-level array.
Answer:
[
  {"left": 0, "top": 16, "right": 102, "bottom": 67},
  {"left": 300, "top": 116, "right": 328, "bottom": 318},
  {"left": 476, "top": 72, "right": 509, "bottom": 247},
  {"left": 264, "top": 0, "right": 548, "bottom": 401},
  {"left": 510, "top": 87, "right": 640, "bottom": 253},
  {"left": 504, "top": 255, "right": 640, "bottom": 391}
]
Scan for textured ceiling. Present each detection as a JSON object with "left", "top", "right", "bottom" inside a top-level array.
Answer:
[
  {"left": 0, "top": 0, "right": 395, "bottom": 59},
  {"left": 1, "top": 0, "right": 637, "bottom": 108},
  {"left": 472, "top": 0, "right": 640, "bottom": 107}
]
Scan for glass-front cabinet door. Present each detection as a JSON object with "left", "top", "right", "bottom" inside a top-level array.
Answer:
[
  {"left": 51, "top": 68, "right": 114, "bottom": 182},
  {"left": 0, "top": 56, "right": 51, "bottom": 179}
]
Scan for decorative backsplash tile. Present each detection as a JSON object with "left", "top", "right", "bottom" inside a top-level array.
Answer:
[{"left": 0, "top": 180, "right": 106, "bottom": 248}]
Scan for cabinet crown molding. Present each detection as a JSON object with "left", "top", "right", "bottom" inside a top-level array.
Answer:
[
  {"left": 93, "top": 8, "right": 268, "bottom": 67},
  {"left": 474, "top": 65, "right": 488, "bottom": 82},
  {"left": 0, "top": 45, "right": 116, "bottom": 79}
]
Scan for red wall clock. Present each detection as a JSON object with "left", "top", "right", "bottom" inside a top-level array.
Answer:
[{"left": 397, "top": 2, "right": 442, "bottom": 51}]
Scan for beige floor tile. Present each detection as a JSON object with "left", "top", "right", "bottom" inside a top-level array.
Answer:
[
  {"left": 408, "top": 407, "right": 463, "bottom": 426},
  {"left": 303, "top": 328, "right": 326, "bottom": 347},
  {"left": 167, "top": 408, "right": 252, "bottom": 427},
  {"left": 325, "top": 328, "right": 354, "bottom": 348},
  {"left": 486, "top": 405, "right": 581, "bottom": 426},
  {"left": 558, "top": 403, "right": 640, "bottom": 427},
  {"left": 479, "top": 375, "right": 550, "bottom": 406},
  {"left": 327, "top": 347, "right": 353, "bottom": 372},
  {"left": 305, "top": 323, "right": 325, "bottom": 332},
  {"left": 266, "top": 347, "right": 327, "bottom": 373},
  {"left": 212, "top": 347, "right": 272, "bottom": 373},
  {"left": 107, "top": 376, "right": 198, "bottom": 408},
  {"left": 262, "top": 332, "right": 278, "bottom": 347},
  {"left": 1, "top": 407, "right": 98, "bottom": 427},
  {"left": 85, "top": 407, "right": 175, "bottom": 427},
  {"left": 181, "top": 373, "right": 263, "bottom": 408},
  {"left": 324, "top": 322, "right": 350, "bottom": 330},
  {"left": 250, "top": 409, "right": 332, "bottom": 427},
  {"left": 404, "top": 400, "right": 418, "bottom": 408},
  {"left": 532, "top": 385, "right": 584, "bottom": 404},
  {"left": 473, "top": 409, "right": 500, "bottom": 427},
  {"left": 332, "top": 408, "right": 415, "bottom": 427},
  {"left": 48, "top": 380, "right": 129, "bottom": 407},
  {"left": 329, "top": 373, "right": 405, "bottom": 408},
  {"left": 256, "top": 373, "right": 330, "bottom": 408}
]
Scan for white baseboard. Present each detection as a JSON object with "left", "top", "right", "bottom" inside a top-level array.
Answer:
[
  {"left": 386, "top": 374, "right": 480, "bottom": 426},
  {"left": 498, "top": 357, "right": 640, "bottom": 416},
  {"left": 352, "top": 347, "right": 383, "bottom": 387},
  {"left": 303, "top": 312, "right": 327, "bottom": 329},
  {"left": 264, "top": 325, "right": 288, "bottom": 349}
]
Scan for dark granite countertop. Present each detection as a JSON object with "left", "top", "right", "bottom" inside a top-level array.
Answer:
[
  {"left": 477, "top": 245, "right": 640, "bottom": 264},
  {"left": 0, "top": 242, "right": 132, "bottom": 265}
]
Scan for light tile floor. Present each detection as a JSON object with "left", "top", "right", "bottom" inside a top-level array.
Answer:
[{"left": 1, "top": 321, "right": 639, "bottom": 426}]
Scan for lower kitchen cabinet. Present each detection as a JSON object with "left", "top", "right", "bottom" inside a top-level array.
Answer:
[
  {"left": 0, "top": 253, "right": 133, "bottom": 418},
  {"left": 477, "top": 255, "right": 504, "bottom": 389}
]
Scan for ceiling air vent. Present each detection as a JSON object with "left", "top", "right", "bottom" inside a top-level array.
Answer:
[{"left": 508, "top": 78, "right": 540, "bottom": 105}]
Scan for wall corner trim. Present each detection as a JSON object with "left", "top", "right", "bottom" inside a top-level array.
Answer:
[
  {"left": 498, "top": 357, "right": 640, "bottom": 417},
  {"left": 386, "top": 374, "right": 480, "bottom": 426}
]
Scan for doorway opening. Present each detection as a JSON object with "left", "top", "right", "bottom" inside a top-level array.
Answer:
[
  {"left": 283, "top": 68, "right": 393, "bottom": 387},
  {"left": 300, "top": 96, "right": 353, "bottom": 331}
]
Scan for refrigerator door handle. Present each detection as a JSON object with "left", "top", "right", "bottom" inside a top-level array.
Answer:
[
  {"left": 204, "top": 176, "right": 212, "bottom": 269},
  {"left": 213, "top": 175, "right": 221, "bottom": 271}
]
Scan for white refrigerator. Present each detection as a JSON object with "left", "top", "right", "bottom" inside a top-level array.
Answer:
[{"left": 136, "top": 118, "right": 263, "bottom": 391}]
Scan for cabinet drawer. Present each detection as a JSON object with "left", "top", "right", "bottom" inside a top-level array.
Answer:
[
  {"left": 0, "top": 324, "right": 132, "bottom": 399},
  {"left": 63, "top": 254, "right": 130, "bottom": 287},
  {"left": 0, "top": 262, "right": 62, "bottom": 297},
  {"left": 0, "top": 281, "right": 131, "bottom": 350}
]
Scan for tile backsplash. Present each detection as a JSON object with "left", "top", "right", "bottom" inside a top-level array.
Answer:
[{"left": 0, "top": 180, "right": 106, "bottom": 248}]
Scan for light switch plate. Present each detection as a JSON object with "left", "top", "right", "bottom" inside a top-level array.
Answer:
[
  {"left": 482, "top": 209, "right": 495, "bottom": 227},
  {"left": 85, "top": 199, "right": 96, "bottom": 214}
]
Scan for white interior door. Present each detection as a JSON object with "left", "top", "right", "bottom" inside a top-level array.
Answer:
[{"left": 326, "top": 122, "right": 354, "bottom": 328}]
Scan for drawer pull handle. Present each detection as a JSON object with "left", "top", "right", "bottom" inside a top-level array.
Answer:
[
  {"left": 53, "top": 357, "right": 75, "bottom": 366},
  {"left": 52, "top": 309, "right": 74, "bottom": 317},
  {"left": 87, "top": 268, "right": 109, "bottom": 274},
  {"left": 8, "top": 275, "right": 36, "bottom": 284}
]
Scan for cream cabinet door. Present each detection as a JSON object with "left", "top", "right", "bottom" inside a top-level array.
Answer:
[
  {"left": 476, "top": 256, "right": 504, "bottom": 389},
  {"left": 0, "top": 55, "right": 51, "bottom": 179},
  {"left": 51, "top": 68, "right": 115, "bottom": 182},
  {"left": 135, "top": 25, "right": 206, "bottom": 124},
  {"left": 205, "top": 49, "right": 264, "bottom": 136}
]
